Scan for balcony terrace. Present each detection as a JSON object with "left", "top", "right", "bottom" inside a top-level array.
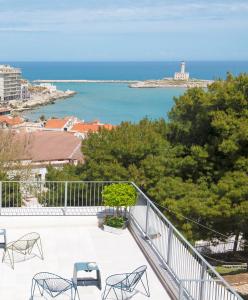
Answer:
[
  {"left": 0, "top": 181, "right": 242, "bottom": 300},
  {"left": 0, "top": 216, "right": 170, "bottom": 300}
]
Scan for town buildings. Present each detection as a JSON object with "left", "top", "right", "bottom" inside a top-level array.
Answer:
[
  {"left": 9, "top": 131, "right": 83, "bottom": 181},
  {"left": 44, "top": 117, "right": 78, "bottom": 132},
  {"left": 0, "top": 65, "right": 21, "bottom": 102},
  {"left": 38, "top": 83, "right": 57, "bottom": 93},
  {"left": 20, "top": 83, "right": 31, "bottom": 100},
  {"left": 1, "top": 116, "right": 113, "bottom": 180},
  {"left": 174, "top": 61, "right": 190, "bottom": 81},
  {"left": 0, "top": 115, "right": 24, "bottom": 129}
]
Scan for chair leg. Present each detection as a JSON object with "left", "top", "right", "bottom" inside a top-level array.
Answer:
[
  {"left": 75, "top": 286, "right": 80, "bottom": 300},
  {"left": 102, "top": 285, "right": 112, "bottom": 300},
  {"left": 10, "top": 249, "right": 15, "bottom": 269},
  {"left": 36, "top": 238, "right": 44, "bottom": 260},
  {"left": 140, "top": 272, "right": 150, "bottom": 297},
  {"left": 37, "top": 283, "right": 44, "bottom": 296},
  {"left": 2, "top": 249, "right": 6, "bottom": 262},
  {"left": 113, "top": 288, "right": 119, "bottom": 300},
  {"left": 30, "top": 280, "right": 36, "bottom": 300}
]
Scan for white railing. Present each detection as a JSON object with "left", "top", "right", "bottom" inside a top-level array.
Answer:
[
  {"left": 130, "top": 182, "right": 243, "bottom": 300},
  {"left": 0, "top": 181, "right": 243, "bottom": 300}
]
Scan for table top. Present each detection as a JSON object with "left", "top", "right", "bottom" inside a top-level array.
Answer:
[
  {"left": 74, "top": 262, "right": 99, "bottom": 272},
  {"left": 0, "top": 229, "right": 6, "bottom": 235}
]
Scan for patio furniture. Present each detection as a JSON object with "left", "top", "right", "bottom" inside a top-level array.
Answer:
[
  {"left": 2, "top": 232, "right": 43, "bottom": 269},
  {"left": 73, "top": 262, "right": 102, "bottom": 290},
  {"left": 0, "top": 229, "right": 6, "bottom": 250},
  {"left": 31, "top": 272, "right": 79, "bottom": 300},
  {"left": 102, "top": 265, "right": 150, "bottom": 300}
]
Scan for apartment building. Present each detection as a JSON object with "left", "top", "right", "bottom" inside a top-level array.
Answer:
[{"left": 0, "top": 65, "right": 21, "bottom": 102}]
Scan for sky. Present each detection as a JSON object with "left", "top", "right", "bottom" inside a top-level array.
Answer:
[{"left": 0, "top": 0, "right": 247, "bottom": 61}]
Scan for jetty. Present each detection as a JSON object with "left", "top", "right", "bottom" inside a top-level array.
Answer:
[{"left": 33, "top": 80, "right": 138, "bottom": 84}]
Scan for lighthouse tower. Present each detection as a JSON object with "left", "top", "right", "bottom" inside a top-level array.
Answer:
[
  {"left": 181, "top": 61, "right": 186, "bottom": 73},
  {"left": 174, "top": 61, "right": 189, "bottom": 81}
]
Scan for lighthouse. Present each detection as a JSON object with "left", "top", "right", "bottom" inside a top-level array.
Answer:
[{"left": 174, "top": 61, "right": 189, "bottom": 81}]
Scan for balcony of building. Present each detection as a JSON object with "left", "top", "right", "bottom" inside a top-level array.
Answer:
[{"left": 0, "top": 181, "right": 242, "bottom": 300}]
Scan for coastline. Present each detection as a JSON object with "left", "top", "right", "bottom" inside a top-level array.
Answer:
[
  {"left": 9, "top": 89, "right": 76, "bottom": 112},
  {"left": 33, "top": 78, "right": 213, "bottom": 89}
]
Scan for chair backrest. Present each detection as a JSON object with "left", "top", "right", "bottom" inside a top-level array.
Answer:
[
  {"left": 126, "top": 265, "right": 147, "bottom": 289},
  {"left": 12, "top": 232, "right": 40, "bottom": 251}
]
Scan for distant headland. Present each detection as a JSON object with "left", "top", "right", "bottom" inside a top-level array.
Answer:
[
  {"left": 34, "top": 62, "right": 213, "bottom": 89},
  {"left": 129, "top": 61, "right": 213, "bottom": 88}
]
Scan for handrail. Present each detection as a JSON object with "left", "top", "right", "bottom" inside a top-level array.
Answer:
[{"left": 130, "top": 181, "right": 243, "bottom": 300}]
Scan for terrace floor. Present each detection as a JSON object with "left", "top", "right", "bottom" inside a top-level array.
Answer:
[{"left": 0, "top": 216, "right": 171, "bottom": 300}]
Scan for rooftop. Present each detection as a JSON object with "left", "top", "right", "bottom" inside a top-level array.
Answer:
[
  {"left": 0, "top": 181, "right": 242, "bottom": 300},
  {"left": 44, "top": 119, "right": 69, "bottom": 130},
  {"left": 0, "top": 116, "right": 24, "bottom": 126},
  {"left": 15, "top": 131, "right": 83, "bottom": 162},
  {"left": 0, "top": 216, "right": 170, "bottom": 300},
  {"left": 71, "top": 122, "right": 114, "bottom": 133},
  {"left": 0, "top": 65, "right": 21, "bottom": 74}
]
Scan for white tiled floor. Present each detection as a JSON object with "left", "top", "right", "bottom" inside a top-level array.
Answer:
[{"left": 0, "top": 216, "right": 171, "bottom": 300}]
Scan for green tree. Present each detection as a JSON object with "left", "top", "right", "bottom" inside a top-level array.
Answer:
[{"left": 46, "top": 74, "right": 248, "bottom": 248}]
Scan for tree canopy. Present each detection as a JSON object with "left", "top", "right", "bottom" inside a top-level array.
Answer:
[{"left": 47, "top": 74, "right": 248, "bottom": 246}]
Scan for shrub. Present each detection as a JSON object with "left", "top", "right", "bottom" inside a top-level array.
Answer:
[
  {"left": 105, "top": 216, "right": 125, "bottom": 228},
  {"left": 102, "top": 183, "right": 137, "bottom": 211}
]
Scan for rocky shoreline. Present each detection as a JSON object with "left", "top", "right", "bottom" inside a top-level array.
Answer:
[{"left": 8, "top": 89, "right": 76, "bottom": 112}]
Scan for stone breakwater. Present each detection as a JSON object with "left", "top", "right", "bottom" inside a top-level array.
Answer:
[
  {"left": 129, "top": 78, "right": 214, "bottom": 88},
  {"left": 33, "top": 80, "right": 138, "bottom": 84},
  {"left": 9, "top": 89, "right": 76, "bottom": 112},
  {"left": 34, "top": 78, "right": 213, "bottom": 89}
]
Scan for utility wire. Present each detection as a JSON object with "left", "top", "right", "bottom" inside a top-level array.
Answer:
[
  {"left": 150, "top": 200, "right": 248, "bottom": 265},
  {"left": 153, "top": 201, "right": 230, "bottom": 239},
  {"left": 152, "top": 200, "right": 248, "bottom": 248},
  {"left": 202, "top": 253, "right": 247, "bottom": 265}
]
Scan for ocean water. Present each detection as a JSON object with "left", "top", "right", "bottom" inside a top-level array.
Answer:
[{"left": 7, "top": 61, "right": 248, "bottom": 124}]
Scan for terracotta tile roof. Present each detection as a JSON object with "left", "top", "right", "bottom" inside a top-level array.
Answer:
[
  {"left": 71, "top": 123, "right": 100, "bottom": 133},
  {"left": 0, "top": 116, "right": 24, "bottom": 126},
  {"left": 71, "top": 122, "right": 115, "bottom": 133},
  {"left": 15, "top": 131, "right": 83, "bottom": 162},
  {"left": 45, "top": 119, "right": 68, "bottom": 129}
]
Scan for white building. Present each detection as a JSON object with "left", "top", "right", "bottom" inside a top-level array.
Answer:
[
  {"left": 174, "top": 61, "right": 190, "bottom": 81},
  {"left": 39, "top": 83, "right": 57, "bottom": 93},
  {"left": 21, "top": 83, "right": 31, "bottom": 100},
  {"left": 0, "top": 65, "right": 21, "bottom": 102}
]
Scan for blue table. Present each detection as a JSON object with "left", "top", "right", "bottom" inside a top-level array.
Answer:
[{"left": 73, "top": 262, "right": 101, "bottom": 290}]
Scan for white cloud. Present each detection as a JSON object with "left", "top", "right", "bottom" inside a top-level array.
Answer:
[{"left": 0, "top": 1, "right": 247, "bottom": 32}]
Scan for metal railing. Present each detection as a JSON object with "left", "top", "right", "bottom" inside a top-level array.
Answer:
[
  {"left": 195, "top": 240, "right": 245, "bottom": 254},
  {"left": 0, "top": 181, "right": 243, "bottom": 300},
  {"left": 129, "top": 182, "right": 243, "bottom": 300}
]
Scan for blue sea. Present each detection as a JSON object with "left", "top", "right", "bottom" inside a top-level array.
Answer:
[{"left": 8, "top": 61, "right": 248, "bottom": 124}]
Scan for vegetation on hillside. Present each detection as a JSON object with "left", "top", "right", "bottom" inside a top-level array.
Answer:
[{"left": 46, "top": 74, "right": 248, "bottom": 247}]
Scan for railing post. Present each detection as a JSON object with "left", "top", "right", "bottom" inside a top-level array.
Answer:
[
  {"left": 64, "top": 181, "right": 68, "bottom": 215},
  {"left": 0, "top": 182, "right": 2, "bottom": 215},
  {"left": 167, "top": 225, "right": 173, "bottom": 267},
  {"left": 200, "top": 262, "right": 207, "bottom": 300},
  {"left": 145, "top": 199, "right": 150, "bottom": 238},
  {"left": 179, "top": 280, "right": 184, "bottom": 300}
]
